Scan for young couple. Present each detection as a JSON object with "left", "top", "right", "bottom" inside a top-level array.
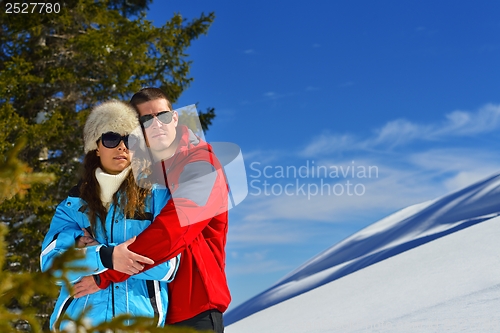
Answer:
[{"left": 41, "top": 88, "right": 230, "bottom": 332}]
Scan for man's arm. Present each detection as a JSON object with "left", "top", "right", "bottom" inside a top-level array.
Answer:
[
  {"left": 74, "top": 254, "right": 181, "bottom": 299},
  {"left": 96, "top": 157, "right": 228, "bottom": 288}
]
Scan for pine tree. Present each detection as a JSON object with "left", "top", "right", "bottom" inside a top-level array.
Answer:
[{"left": 0, "top": 0, "right": 215, "bottom": 330}]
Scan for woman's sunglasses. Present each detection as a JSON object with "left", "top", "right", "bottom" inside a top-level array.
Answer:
[
  {"left": 139, "top": 110, "right": 174, "bottom": 128},
  {"left": 98, "top": 132, "right": 138, "bottom": 150}
]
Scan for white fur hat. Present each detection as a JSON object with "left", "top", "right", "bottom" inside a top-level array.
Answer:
[{"left": 83, "top": 100, "right": 139, "bottom": 153}]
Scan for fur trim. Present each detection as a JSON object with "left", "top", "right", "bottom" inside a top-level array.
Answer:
[{"left": 83, "top": 100, "right": 139, "bottom": 153}]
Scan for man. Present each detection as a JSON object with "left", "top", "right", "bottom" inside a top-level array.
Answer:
[{"left": 94, "top": 88, "right": 230, "bottom": 332}]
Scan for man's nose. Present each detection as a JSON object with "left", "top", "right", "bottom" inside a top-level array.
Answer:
[{"left": 151, "top": 116, "right": 163, "bottom": 127}]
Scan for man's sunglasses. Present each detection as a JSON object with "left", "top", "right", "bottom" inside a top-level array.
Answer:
[
  {"left": 139, "top": 110, "right": 174, "bottom": 128},
  {"left": 98, "top": 132, "right": 138, "bottom": 150}
]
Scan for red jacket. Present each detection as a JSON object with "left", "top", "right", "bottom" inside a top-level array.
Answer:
[{"left": 96, "top": 125, "right": 231, "bottom": 324}]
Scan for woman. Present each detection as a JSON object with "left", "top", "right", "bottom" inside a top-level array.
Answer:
[{"left": 40, "top": 100, "right": 179, "bottom": 331}]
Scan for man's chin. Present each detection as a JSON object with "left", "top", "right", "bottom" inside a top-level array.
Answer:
[
  {"left": 151, "top": 140, "right": 171, "bottom": 151},
  {"left": 150, "top": 145, "right": 173, "bottom": 159}
]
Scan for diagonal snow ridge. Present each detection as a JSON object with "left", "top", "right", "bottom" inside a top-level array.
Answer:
[
  {"left": 227, "top": 210, "right": 500, "bottom": 333},
  {"left": 225, "top": 171, "right": 500, "bottom": 327}
]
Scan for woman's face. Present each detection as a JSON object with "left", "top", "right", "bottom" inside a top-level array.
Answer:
[{"left": 97, "top": 139, "right": 132, "bottom": 175}]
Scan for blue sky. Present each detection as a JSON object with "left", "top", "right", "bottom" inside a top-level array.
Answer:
[{"left": 146, "top": 1, "right": 500, "bottom": 308}]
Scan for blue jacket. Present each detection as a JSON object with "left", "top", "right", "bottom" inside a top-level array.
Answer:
[{"left": 40, "top": 184, "right": 180, "bottom": 331}]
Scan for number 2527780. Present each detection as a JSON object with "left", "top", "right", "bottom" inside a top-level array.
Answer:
[{"left": 5, "top": 3, "right": 61, "bottom": 14}]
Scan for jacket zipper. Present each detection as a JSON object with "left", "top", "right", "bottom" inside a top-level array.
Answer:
[{"left": 110, "top": 204, "right": 117, "bottom": 318}]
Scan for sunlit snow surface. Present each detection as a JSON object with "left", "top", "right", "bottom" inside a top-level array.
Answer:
[{"left": 225, "top": 173, "right": 500, "bottom": 332}]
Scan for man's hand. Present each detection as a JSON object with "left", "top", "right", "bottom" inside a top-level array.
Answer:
[
  {"left": 112, "top": 236, "right": 155, "bottom": 275},
  {"left": 73, "top": 276, "right": 100, "bottom": 298}
]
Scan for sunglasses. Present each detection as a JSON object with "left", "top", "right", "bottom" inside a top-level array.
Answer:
[
  {"left": 98, "top": 132, "right": 138, "bottom": 150},
  {"left": 139, "top": 110, "right": 174, "bottom": 128}
]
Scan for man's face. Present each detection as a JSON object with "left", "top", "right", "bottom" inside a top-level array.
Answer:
[{"left": 136, "top": 98, "right": 178, "bottom": 158}]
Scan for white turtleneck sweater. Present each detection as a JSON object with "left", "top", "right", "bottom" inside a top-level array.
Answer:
[{"left": 95, "top": 166, "right": 131, "bottom": 210}]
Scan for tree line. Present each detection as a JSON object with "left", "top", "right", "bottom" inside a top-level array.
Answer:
[{"left": 0, "top": 0, "right": 215, "bottom": 331}]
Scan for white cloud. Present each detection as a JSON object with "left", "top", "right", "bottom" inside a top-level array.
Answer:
[
  {"left": 444, "top": 170, "right": 498, "bottom": 192},
  {"left": 243, "top": 149, "right": 292, "bottom": 167},
  {"left": 240, "top": 163, "right": 438, "bottom": 225},
  {"left": 227, "top": 250, "right": 291, "bottom": 276},
  {"left": 300, "top": 133, "right": 358, "bottom": 157},
  {"left": 244, "top": 49, "right": 255, "bottom": 54},
  {"left": 408, "top": 148, "right": 500, "bottom": 191},
  {"left": 228, "top": 218, "right": 307, "bottom": 245},
  {"left": 408, "top": 148, "right": 493, "bottom": 171},
  {"left": 446, "top": 104, "right": 500, "bottom": 135},
  {"left": 232, "top": 148, "right": 500, "bottom": 246},
  {"left": 230, "top": 104, "right": 500, "bottom": 249},
  {"left": 244, "top": 159, "right": 407, "bottom": 218},
  {"left": 377, "top": 104, "right": 500, "bottom": 141},
  {"left": 300, "top": 103, "right": 500, "bottom": 156},
  {"left": 373, "top": 119, "right": 430, "bottom": 146}
]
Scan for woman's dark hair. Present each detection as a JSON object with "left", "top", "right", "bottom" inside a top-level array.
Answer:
[{"left": 79, "top": 150, "right": 150, "bottom": 234}]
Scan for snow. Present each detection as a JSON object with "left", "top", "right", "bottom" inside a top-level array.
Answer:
[
  {"left": 227, "top": 216, "right": 500, "bottom": 332},
  {"left": 225, "top": 172, "right": 500, "bottom": 332}
]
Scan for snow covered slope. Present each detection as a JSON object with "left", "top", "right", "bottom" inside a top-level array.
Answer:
[
  {"left": 225, "top": 172, "right": 500, "bottom": 331},
  {"left": 226, "top": 214, "right": 500, "bottom": 332}
]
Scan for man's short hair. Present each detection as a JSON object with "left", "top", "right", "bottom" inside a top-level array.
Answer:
[{"left": 130, "top": 87, "right": 173, "bottom": 111}]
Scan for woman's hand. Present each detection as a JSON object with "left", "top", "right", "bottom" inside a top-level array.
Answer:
[{"left": 76, "top": 228, "right": 99, "bottom": 248}]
